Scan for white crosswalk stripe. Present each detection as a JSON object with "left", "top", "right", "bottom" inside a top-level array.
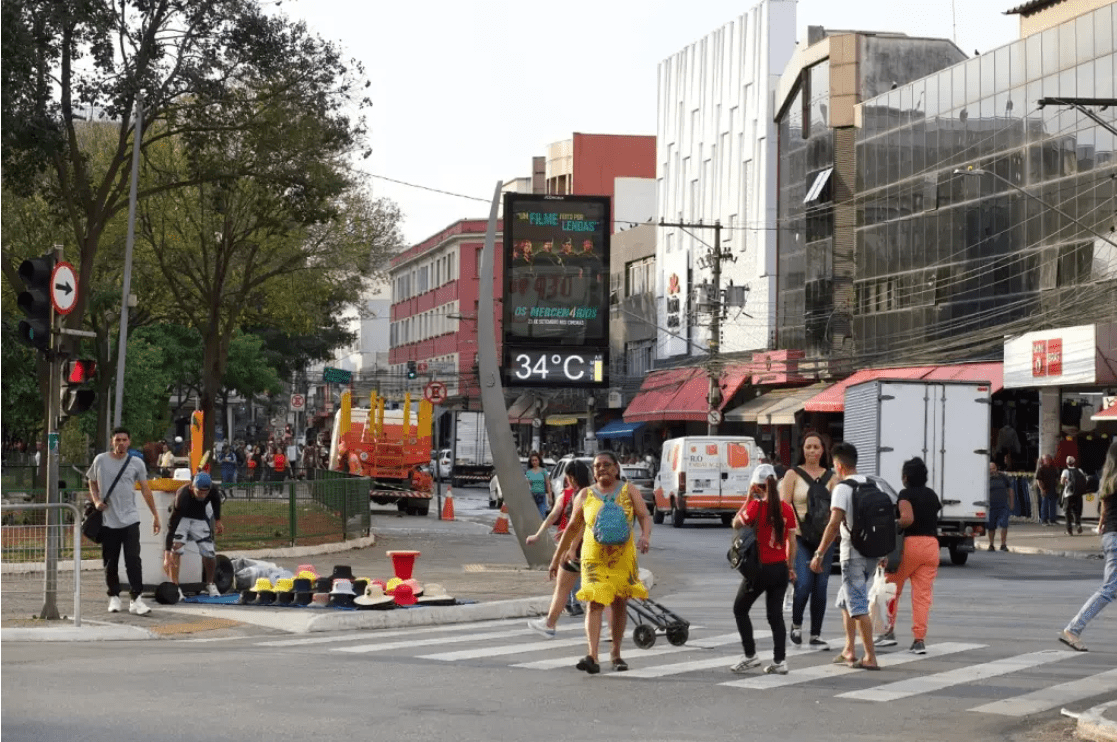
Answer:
[
  {"left": 969, "top": 667, "right": 1117, "bottom": 716},
  {"left": 513, "top": 631, "right": 744, "bottom": 670},
  {"left": 335, "top": 625, "right": 580, "bottom": 654},
  {"left": 256, "top": 618, "right": 527, "bottom": 647},
  {"left": 421, "top": 635, "right": 611, "bottom": 661},
  {"left": 838, "top": 649, "right": 1083, "bottom": 702},
  {"left": 721, "top": 642, "right": 984, "bottom": 689}
]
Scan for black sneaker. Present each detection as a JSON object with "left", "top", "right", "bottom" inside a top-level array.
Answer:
[
  {"left": 910, "top": 639, "right": 927, "bottom": 654},
  {"left": 809, "top": 636, "right": 830, "bottom": 650},
  {"left": 789, "top": 626, "right": 802, "bottom": 645},
  {"left": 987, "top": 544, "right": 995, "bottom": 552},
  {"left": 999, "top": 544, "right": 1009, "bottom": 552}
]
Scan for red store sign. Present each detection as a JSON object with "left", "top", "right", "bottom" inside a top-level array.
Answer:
[{"left": 1032, "top": 339, "right": 1063, "bottom": 378}]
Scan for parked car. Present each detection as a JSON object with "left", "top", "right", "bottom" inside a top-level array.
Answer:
[
  {"left": 549, "top": 455, "right": 594, "bottom": 509},
  {"left": 489, "top": 456, "right": 555, "bottom": 509},
  {"left": 621, "top": 464, "right": 655, "bottom": 514}
]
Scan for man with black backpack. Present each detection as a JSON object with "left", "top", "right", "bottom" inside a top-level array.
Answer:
[
  {"left": 809, "top": 441, "right": 897, "bottom": 671},
  {"left": 1059, "top": 456, "right": 1088, "bottom": 535}
]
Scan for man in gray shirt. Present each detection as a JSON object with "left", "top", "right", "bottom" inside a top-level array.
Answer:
[{"left": 87, "top": 427, "right": 161, "bottom": 615}]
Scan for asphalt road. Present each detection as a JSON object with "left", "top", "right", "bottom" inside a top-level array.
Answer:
[{"left": 3, "top": 485, "right": 1113, "bottom": 742}]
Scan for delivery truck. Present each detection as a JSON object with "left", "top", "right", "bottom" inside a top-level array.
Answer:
[
  {"left": 843, "top": 379, "right": 992, "bottom": 565},
  {"left": 450, "top": 410, "right": 495, "bottom": 487},
  {"left": 652, "top": 436, "right": 768, "bottom": 527}
]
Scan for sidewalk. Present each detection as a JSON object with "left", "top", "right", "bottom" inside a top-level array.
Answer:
[{"left": 996, "top": 520, "right": 1108, "bottom": 559}]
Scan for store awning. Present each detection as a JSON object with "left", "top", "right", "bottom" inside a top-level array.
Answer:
[
  {"left": 804, "top": 362, "right": 1004, "bottom": 413},
  {"left": 724, "top": 383, "right": 830, "bottom": 425},
  {"left": 1091, "top": 405, "right": 1117, "bottom": 422},
  {"left": 546, "top": 416, "right": 581, "bottom": 426},
  {"left": 595, "top": 419, "right": 647, "bottom": 440},
  {"left": 624, "top": 367, "right": 710, "bottom": 423}
]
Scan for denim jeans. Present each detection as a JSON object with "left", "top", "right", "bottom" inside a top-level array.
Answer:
[
  {"left": 1065, "top": 531, "right": 1117, "bottom": 636},
  {"left": 792, "top": 536, "right": 835, "bottom": 637},
  {"left": 1039, "top": 495, "right": 1058, "bottom": 523}
]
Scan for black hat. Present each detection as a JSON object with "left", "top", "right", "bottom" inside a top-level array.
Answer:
[
  {"left": 278, "top": 591, "right": 295, "bottom": 605},
  {"left": 351, "top": 578, "right": 369, "bottom": 596},
  {"left": 238, "top": 590, "right": 257, "bottom": 605},
  {"left": 294, "top": 592, "right": 313, "bottom": 606},
  {"left": 329, "top": 565, "right": 355, "bottom": 582},
  {"left": 293, "top": 577, "right": 313, "bottom": 593},
  {"left": 255, "top": 590, "right": 276, "bottom": 605},
  {"left": 315, "top": 576, "right": 333, "bottom": 593}
]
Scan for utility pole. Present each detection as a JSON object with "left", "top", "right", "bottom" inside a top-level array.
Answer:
[{"left": 658, "top": 219, "right": 728, "bottom": 434}]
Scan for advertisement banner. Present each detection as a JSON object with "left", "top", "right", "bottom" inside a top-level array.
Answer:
[{"left": 1004, "top": 324, "right": 1097, "bottom": 388}]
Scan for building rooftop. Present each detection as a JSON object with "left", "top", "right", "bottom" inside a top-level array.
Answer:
[{"left": 1004, "top": 0, "right": 1069, "bottom": 17}]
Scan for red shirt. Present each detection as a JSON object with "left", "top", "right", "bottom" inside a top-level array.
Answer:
[{"left": 741, "top": 499, "right": 797, "bottom": 564}]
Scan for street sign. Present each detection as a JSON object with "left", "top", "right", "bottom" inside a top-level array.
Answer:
[
  {"left": 424, "top": 381, "right": 448, "bottom": 404},
  {"left": 707, "top": 409, "right": 723, "bottom": 426},
  {"left": 531, "top": 417, "right": 542, "bottom": 429},
  {"left": 50, "top": 261, "right": 78, "bottom": 315},
  {"left": 290, "top": 393, "right": 306, "bottom": 411},
  {"left": 322, "top": 366, "right": 352, "bottom": 384}
]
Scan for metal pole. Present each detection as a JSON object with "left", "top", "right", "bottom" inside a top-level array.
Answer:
[
  {"left": 434, "top": 408, "right": 443, "bottom": 519},
  {"left": 41, "top": 244, "right": 64, "bottom": 620},
  {"left": 113, "top": 95, "right": 143, "bottom": 427},
  {"left": 707, "top": 222, "right": 723, "bottom": 435}
]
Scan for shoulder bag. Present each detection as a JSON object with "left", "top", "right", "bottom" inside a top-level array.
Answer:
[
  {"left": 81, "top": 457, "right": 130, "bottom": 544},
  {"left": 727, "top": 505, "right": 761, "bottom": 587}
]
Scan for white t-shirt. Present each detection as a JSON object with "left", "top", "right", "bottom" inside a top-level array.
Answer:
[{"left": 830, "top": 474, "right": 869, "bottom": 562}]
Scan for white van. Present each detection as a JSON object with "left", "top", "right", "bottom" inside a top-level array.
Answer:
[{"left": 653, "top": 436, "right": 767, "bottom": 528}]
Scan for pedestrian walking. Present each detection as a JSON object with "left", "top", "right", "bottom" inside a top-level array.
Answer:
[
  {"left": 531, "top": 459, "right": 594, "bottom": 637},
  {"left": 730, "top": 464, "right": 798, "bottom": 675},
  {"left": 1058, "top": 440, "right": 1117, "bottom": 652},
  {"left": 780, "top": 432, "right": 836, "bottom": 650},
  {"left": 551, "top": 452, "right": 652, "bottom": 674},
  {"left": 987, "top": 461, "right": 1014, "bottom": 551},
  {"left": 86, "top": 427, "right": 161, "bottom": 616},
  {"left": 524, "top": 451, "right": 550, "bottom": 518},
  {"left": 884, "top": 457, "right": 942, "bottom": 654},
  {"left": 1059, "top": 456, "right": 1088, "bottom": 535},
  {"left": 1035, "top": 454, "right": 1060, "bottom": 525}
]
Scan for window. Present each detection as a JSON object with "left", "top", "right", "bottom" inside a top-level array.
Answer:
[
  {"left": 626, "top": 257, "right": 654, "bottom": 296},
  {"left": 626, "top": 340, "right": 656, "bottom": 377}
]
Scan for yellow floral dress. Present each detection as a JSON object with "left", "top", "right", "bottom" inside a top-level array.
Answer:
[{"left": 576, "top": 482, "right": 648, "bottom": 605}]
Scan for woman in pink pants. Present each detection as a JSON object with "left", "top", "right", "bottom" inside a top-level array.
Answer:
[{"left": 886, "top": 457, "right": 942, "bottom": 654}]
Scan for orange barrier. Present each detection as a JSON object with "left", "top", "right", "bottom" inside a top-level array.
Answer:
[
  {"left": 441, "top": 486, "right": 455, "bottom": 521},
  {"left": 491, "top": 504, "right": 510, "bottom": 535}
]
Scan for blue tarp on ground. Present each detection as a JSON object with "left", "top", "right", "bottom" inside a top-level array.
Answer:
[{"left": 594, "top": 420, "right": 646, "bottom": 440}]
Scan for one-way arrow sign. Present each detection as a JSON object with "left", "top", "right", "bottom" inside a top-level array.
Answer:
[{"left": 50, "top": 262, "right": 78, "bottom": 315}]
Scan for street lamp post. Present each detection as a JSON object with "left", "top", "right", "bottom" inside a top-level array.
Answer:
[{"left": 952, "top": 167, "right": 1117, "bottom": 249}]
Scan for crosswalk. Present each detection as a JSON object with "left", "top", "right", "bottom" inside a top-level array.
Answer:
[{"left": 252, "top": 618, "right": 1115, "bottom": 714}]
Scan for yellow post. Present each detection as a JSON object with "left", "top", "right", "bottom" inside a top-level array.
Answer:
[
  {"left": 190, "top": 411, "right": 204, "bottom": 474},
  {"left": 339, "top": 390, "right": 352, "bottom": 436}
]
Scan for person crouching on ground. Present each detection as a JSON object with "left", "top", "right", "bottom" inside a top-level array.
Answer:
[
  {"left": 165, "top": 472, "right": 224, "bottom": 599},
  {"left": 552, "top": 451, "right": 652, "bottom": 674},
  {"left": 532, "top": 459, "right": 595, "bottom": 637},
  {"left": 730, "top": 464, "right": 798, "bottom": 675}
]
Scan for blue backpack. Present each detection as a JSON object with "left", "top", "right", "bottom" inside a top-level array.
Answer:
[{"left": 593, "top": 485, "right": 632, "bottom": 546}]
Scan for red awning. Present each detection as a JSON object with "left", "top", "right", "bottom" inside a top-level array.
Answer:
[
  {"left": 804, "top": 362, "right": 1004, "bottom": 413},
  {"left": 1092, "top": 405, "right": 1117, "bottom": 422},
  {"left": 625, "top": 365, "right": 757, "bottom": 423},
  {"left": 624, "top": 368, "right": 696, "bottom": 423},
  {"left": 718, "top": 365, "right": 752, "bottom": 407}
]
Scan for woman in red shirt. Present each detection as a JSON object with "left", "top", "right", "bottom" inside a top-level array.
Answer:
[{"left": 729, "top": 463, "right": 798, "bottom": 675}]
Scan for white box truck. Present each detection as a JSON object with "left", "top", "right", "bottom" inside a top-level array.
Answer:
[
  {"left": 843, "top": 379, "right": 992, "bottom": 565},
  {"left": 451, "top": 410, "right": 495, "bottom": 487}
]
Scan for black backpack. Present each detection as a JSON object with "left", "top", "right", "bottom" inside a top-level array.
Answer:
[
  {"left": 843, "top": 477, "right": 897, "bottom": 558},
  {"left": 793, "top": 466, "right": 833, "bottom": 547}
]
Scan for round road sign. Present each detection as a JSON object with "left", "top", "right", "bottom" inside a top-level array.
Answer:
[
  {"left": 424, "top": 381, "right": 448, "bottom": 404},
  {"left": 51, "top": 262, "right": 78, "bottom": 315},
  {"left": 707, "top": 409, "right": 723, "bottom": 426},
  {"left": 290, "top": 393, "right": 306, "bottom": 411}
]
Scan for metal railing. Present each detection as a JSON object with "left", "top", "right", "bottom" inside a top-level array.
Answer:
[{"left": 0, "top": 502, "right": 82, "bottom": 626}]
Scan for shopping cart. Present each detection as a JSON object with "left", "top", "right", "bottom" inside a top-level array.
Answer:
[{"left": 626, "top": 597, "right": 690, "bottom": 649}]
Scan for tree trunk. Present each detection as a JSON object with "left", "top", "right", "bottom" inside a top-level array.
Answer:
[{"left": 199, "top": 324, "right": 232, "bottom": 466}]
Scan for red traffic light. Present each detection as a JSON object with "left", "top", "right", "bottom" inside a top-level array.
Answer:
[{"left": 65, "top": 359, "right": 97, "bottom": 384}]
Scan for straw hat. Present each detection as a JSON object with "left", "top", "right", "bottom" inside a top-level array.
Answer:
[
  {"left": 415, "top": 583, "right": 455, "bottom": 606},
  {"left": 354, "top": 584, "right": 396, "bottom": 610}
]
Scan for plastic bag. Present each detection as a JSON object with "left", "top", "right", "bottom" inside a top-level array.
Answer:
[{"left": 867, "top": 564, "right": 896, "bottom": 634}]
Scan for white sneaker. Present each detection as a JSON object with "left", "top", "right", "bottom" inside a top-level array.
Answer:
[
  {"left": 527, "top": 618, "right": 556, "bottom": 638},
  {"left": 178, "top": 588, "right": 187, "bottom": 603},
  {"left": 108, "top": 596, "right": 122, "bottom": 613},
  {"left": 764, "top": 661, "right": 789, "bottom": 675},
  {"left": 729, "top": 655, "right": 761, "bottom": 673},
  {"left": 206, "top": 583, "right": 220, "bottom": 597},
  {"left": 129, "top": 597, "right": 151, "bottom": 616}
]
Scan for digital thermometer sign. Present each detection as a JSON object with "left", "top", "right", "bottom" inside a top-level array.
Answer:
[{"left": 505, "top": 348, "right": 607, "bottom": 388}]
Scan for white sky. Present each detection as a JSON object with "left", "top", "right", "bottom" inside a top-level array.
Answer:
[{"left": 282, "top": 0, "right": 1021, "bottom": 245}]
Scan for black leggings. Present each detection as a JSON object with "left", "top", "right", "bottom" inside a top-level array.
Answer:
[
  {"left": 101, "top": 522, "right": 143, "bottom": 599},
  {"left": 733, "top": 562, "right": 790, "bottom": 663}
]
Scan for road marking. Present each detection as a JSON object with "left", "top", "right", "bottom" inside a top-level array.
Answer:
[
  {"left": 970, "top": 668, "right": 1117, "bottom": 716},
  {"left": 722, "top": 642, "right": 984, "bottom": 689},
  {"left": 512, "top": 632, "right": 743, "bottom": 670},
  {"left": 256, "top": 619, "right": 528, "bottom": 647},
  {"left": 334, "top": 625, "right": 578, "bottom": 654},
  {"left": 838, "top": 649, "right": 1080, "bottom": 702},
  {"left": 421, "top": 635, "right": 603, "bottom": 661}
]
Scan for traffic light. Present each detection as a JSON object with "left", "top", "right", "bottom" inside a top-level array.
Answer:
[
  {"left": 60, "top": 359, "right": 97, "bottom": 422},
  {"left": 406, "top": 360, "right": 417, "bottom": 379},
  {"left": 17, "top": 254, "right": 55, "bottom": 352}
]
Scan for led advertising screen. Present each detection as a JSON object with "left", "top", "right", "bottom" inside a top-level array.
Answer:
[{"left": 503, "top": 193, "right": 610, "bottom": 388}]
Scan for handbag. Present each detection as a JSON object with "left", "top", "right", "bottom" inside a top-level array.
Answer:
[
  {"left": 727, "top": 516, "right": 761, "bottom": 587},
  {"left": 81, "top": 457, "right": 130, "bottom": 544}
]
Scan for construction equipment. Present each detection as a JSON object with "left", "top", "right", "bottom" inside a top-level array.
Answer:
[{"left": 328, "top": 390, "right": 435, "bottom": 516}]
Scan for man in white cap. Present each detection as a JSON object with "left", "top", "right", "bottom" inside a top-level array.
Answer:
[{"left": 165, "top": 472, "right": 224, "bottom": 598}]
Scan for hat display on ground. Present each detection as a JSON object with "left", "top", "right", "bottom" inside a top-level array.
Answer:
[
  {"left": 238, "top": 590, "right": 257, "bottom": 605},
  {"left": 253, "top": 578, "right": 274, "bottom": 593},
  {"left": 294, "top": 591, "right": 313, "bottom": 606},
  {"left": 296, "top": 564, "right": 318, "bottom": 579},
  {"left": 354, "top": 584, "right": 396, "bottom": 610},
  {"left": 385, "top": 577, "right": 403, "bottom": 595},
  {"left": 329, "top": 565, "right": 355, "bottom": 582},
  {"left": 255, "top": 588, "right": 277, "bottom": 605},
  {"left": 329, "top": 578, "right": 357, "bottom": 608},
  {"left": 310, "top": 593, "right": 330, "bottom": 608},
  {"left": 154, "top": 581, "right": 181, "bottom": 605},
  {"left": 402, "top": 578, "right": 424, "bottom": 597},
  {"left": 416, "top": 583, "right": 456, "bottom": 606},
  {"left": 293, "top": 577, "right": 313, "bottom": 593},
  {"left": 274, "top": 578, "right": 295, "bottom": 594},
  {"left": 330, "top": 579, "right": 356, "bottom": 596},
  {"left": 315, "top": 576, "right": 333, "bottom": 593},
  {"left": 352, "top": 578, "right": 370, "bottom": 596},
  {"left": 296, "top": 570, "right": 317, "bottom": 583},
  {"left": 392, "top": 583, "right": 417, "bottom": 606}
]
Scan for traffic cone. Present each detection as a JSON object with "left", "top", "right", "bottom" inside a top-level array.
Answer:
[
  {"left": 491, "top": 504, "right": 511, "bottom": 535},
  {"left": 441, "top": 486, "right": 455, "bottom": 521}
]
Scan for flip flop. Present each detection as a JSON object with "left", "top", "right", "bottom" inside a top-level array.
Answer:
[
  {"left": 611, "top": 658, "right": 629, "bottom": 672},
  {"left": 832, "top": 653, "right": 855, "bottom": 665},
  {"left": 1058, "top": 631, "right": 1088, "bottom": 652},
  {"left": 576, "top": 655, "right": 601, "bottom": 674},
  {"left": 850, "top": 659, "right": 881, "bottom": 671}
]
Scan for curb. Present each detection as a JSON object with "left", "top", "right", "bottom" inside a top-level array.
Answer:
[
  {"left": 1, "top": 621, "right": 156, "bottom": 642},
  {"left": 1071, "top": 701, "right": 1117, "bottom": 742},
  {"left": 1004, "top": 545, "right": 1104, "bottom": 560}
]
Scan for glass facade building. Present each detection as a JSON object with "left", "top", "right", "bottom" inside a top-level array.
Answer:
[{"left": 853, "top": 6, "right": 1117, "bottom": 363}]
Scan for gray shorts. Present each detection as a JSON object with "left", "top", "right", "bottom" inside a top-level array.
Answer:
[{"left": 173, "top": 517, "right": 215, "bottom": 558}]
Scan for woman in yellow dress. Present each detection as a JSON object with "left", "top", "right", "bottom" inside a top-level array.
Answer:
[{"left": 551, "top": 451, "right": 652, "bottom": 674}]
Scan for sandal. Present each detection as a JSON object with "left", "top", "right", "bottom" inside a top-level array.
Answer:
[
  {"left": 1058, "top": 630, "right": 1088, "bottom": 652},
  {"left": 850, "top": 659, "right": 881, "bottom": 671},
  {"left": 611, "top": 658, "right": 629, "bottom": 672},
  {"left": 576, "top": 655, "right": 601, "bottom": 674},
  {"left": 832, "top": 653, "right": 855, "bottom": 665}
]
